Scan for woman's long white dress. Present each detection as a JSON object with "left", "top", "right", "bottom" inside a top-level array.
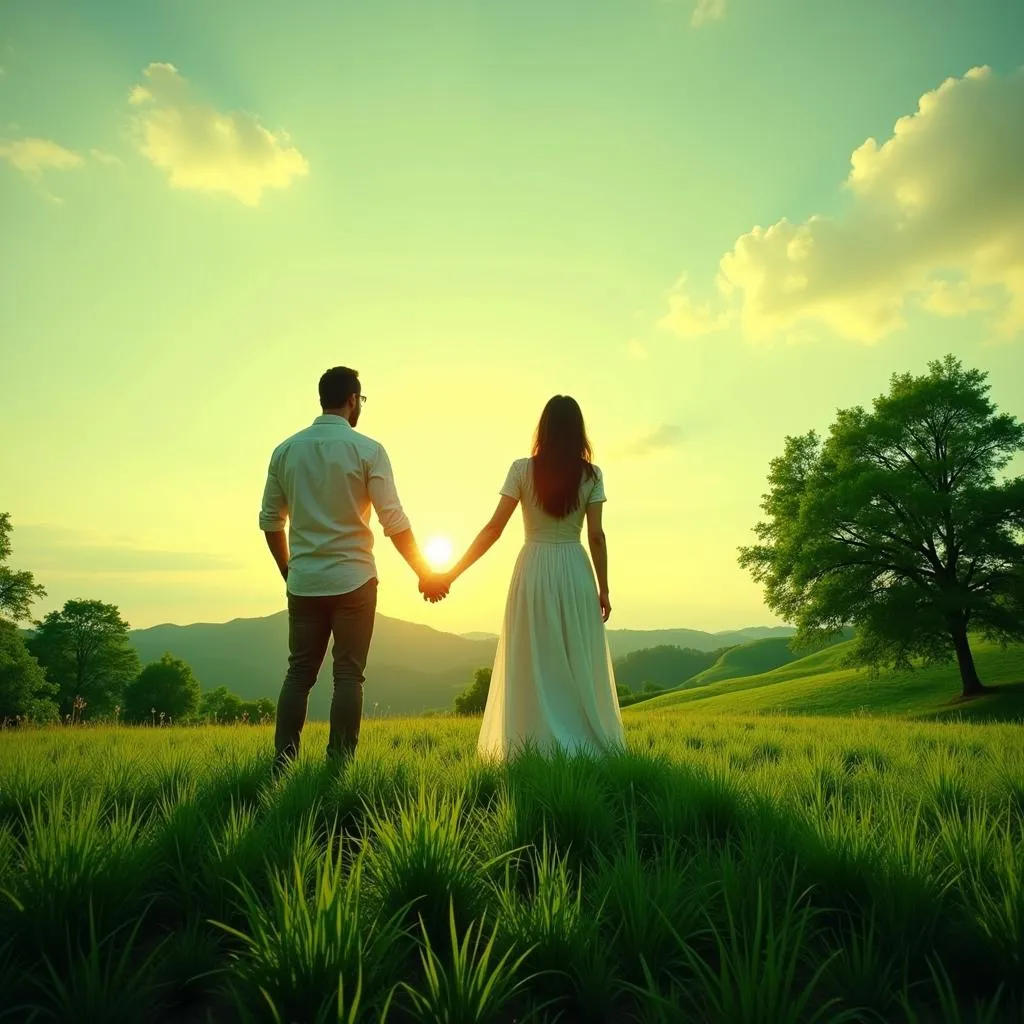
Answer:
[{"left": 477, "top": 458, "right": 625, "bottom": 760}]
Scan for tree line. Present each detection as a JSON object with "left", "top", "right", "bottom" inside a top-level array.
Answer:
[{"left": 0, "top": 516, "right": 273, "bottom": 726}]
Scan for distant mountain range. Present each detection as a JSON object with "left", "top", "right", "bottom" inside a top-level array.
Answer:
[{"left": 130, "top": 612, "right": 794, "bottom": 716}]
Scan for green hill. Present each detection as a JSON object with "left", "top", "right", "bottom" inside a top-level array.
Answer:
[
  {"left": 679, "top": 637, "right": 804, "bottom": 689},
  {"left": 633, "top": 638, "right": 1024, "bottom": 721},
  {"left": 679, "top": 632, "right": 855, "bottom": 691}
]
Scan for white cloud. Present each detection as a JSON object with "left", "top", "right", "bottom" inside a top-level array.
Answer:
[
  {"left": 626, "top": 338, "right": 649, "bottom": 360},
  {"left": 129, "top": 62, "right": 309, "bottom": 206},
  {"left": 670, "top": 66, "right": 1024, "bottom": 343},
  {"left": 658, "top": 275, "right": 734, "bottom": 338},
  {"left": 0, "top": 137, "right": 82, "bottom": 178},
  {"left": 692, "top": 0, "right": 727, "bottom": 27}
]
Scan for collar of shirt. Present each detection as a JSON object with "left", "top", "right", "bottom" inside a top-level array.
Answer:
[{"left": 313, "top": 414, "right": 352, "bottom": 428}]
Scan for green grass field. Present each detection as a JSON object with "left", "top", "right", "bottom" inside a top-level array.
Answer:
[
  {"left": 1, "top": 710, "right": 1022, "bottom": 1023},
  {"left": 640, "top": 639, "right": 1024, "bottom": 722}
]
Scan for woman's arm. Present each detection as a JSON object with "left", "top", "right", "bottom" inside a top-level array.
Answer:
[
  {"left": 586, "top": 502, "right": 611, "bottom": 622},
  {"left": 446, "top": 495, "right": 519, "bottom": 584}
]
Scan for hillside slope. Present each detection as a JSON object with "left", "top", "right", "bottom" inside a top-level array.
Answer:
[
  {"left": 634, "top": 639, "right": 1024, "bottom": 720},
  {"left": 679, "top": 631, "right": 854, "bottom": 690}
]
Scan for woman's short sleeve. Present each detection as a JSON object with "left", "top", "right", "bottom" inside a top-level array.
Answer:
[
  {"left": 500, "top": 459, "right": 523, "bottom": 500},
  {"left": 588, "top": 466, "right": 606, "bottom": 504}
]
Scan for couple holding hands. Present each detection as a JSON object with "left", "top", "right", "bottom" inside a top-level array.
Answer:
[{"left": 260, "top": 366, "right": 624, "bottom": 769}]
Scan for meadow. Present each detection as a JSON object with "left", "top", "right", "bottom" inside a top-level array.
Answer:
[{"left": 1, "top": 710, "right": 1022, "bottom": 1024}]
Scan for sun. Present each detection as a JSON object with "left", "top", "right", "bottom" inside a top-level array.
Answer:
[{"left": 424, "top": 536, "right": 454, "bottom": 569}]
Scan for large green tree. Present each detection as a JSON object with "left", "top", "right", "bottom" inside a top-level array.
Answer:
[
  {"left": 0, "top": 514, "right": 46, "bottom": 622},
  {"left": 739, "top": 356, "right": 1024, "bottom": 698},
  {"left": 30, "top": 600, "right": 141, "bottom": 717},
  {"left": 123, "top": 653, "right": 202, "bottom": 724},
  {"left": 0, "top": 619, "right": 59, "bottom": 722}
]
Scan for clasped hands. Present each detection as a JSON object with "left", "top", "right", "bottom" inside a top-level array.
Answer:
[{"left": 419, "top": 571, "right": 453, "bottom": 604}]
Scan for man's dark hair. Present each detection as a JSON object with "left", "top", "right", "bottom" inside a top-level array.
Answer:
[{"left": 319, "top": 366, "right": 360, "bottom": 409}]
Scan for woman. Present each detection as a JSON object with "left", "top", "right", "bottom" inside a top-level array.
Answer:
[{"left": 440, "top": 396, "right": 625, "bottom": 760}]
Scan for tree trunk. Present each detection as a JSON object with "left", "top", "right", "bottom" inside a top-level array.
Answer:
[{"left": 949, "top": 621, "right": 985, "bottom": 697}]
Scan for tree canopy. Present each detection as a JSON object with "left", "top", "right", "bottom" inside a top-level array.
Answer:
[
  {"left": 0, "top": 514, "right": 46, "bottom": 623},
  {"left": 739, "top": 355, "right": 1024, "bottom": 698},
  {"left": 0, "top": 618, "right": 59, "bottom": 722},
  {"left": 29, "top": 600, "right": 141, "bottom": 718},
  {"left": 123, "top": 653, "right": 202, "bottom": 723}
]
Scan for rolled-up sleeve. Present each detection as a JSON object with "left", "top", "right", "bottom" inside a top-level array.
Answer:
[
  {"left": 258, "top": 449, "right": 289, "bottom": 531},
  {"left": 367, "top": 444, "right": 412, "bottom": 537}
]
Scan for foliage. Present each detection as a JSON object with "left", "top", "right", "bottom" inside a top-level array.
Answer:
[
  {"left": 0, "top": 513, "right": 46, "bottom": 623},
  {"left": 0, "top": 712, "right": 1022, "bottom": 1022},
  {"left": 122, "top": 653, "right": 202, "bottom": 724},
  {"left": 197, "top": 686, "right": 274, "bottom": 723},
  {"left": 0, "top": 617, "right": 59, "bottom": 722},
  {"left": 28, "top": 600, "right": 140, "bottom": 718},
  {"left": 454, "top": 668, "right": 492, "bottom": 715},
  {"left": 612, "top": 644, "right": 719, "bottom": 691},
  {"left": 740, "top": 355, "right": 1024, "bottom": 697}
]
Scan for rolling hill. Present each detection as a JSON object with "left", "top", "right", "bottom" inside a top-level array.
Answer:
[
  {"left": 129, "top": 613, "right": 793, "bottom": 717},
  {"left": 678, "top": 631, "right": 854, "bottom": 690},
  {"left": 633, "top": 638, "right": 1024, "bottom": 720}
]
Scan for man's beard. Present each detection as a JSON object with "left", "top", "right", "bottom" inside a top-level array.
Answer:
[{"left": 349, "top": 407, "right": 361, "bottom": 428}]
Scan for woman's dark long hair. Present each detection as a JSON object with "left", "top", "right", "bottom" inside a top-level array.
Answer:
[{"left": 531, "top": 396, "right": 596, "bottom": 518}]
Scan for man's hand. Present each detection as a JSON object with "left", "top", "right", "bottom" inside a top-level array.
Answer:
[
  {"left": 419, "top": 572, "right": 451, "bottom": 603},
  {"left": 264, "top": 530, "right": 290, "bottom": 585}
]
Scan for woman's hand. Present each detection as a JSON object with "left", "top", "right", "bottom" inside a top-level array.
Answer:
[{"left": 599, "top": 589, "right": 611, "bottom": 623}]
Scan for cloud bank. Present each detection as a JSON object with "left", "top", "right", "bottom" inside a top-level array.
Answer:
[
  {"left": 663, "top": 66, "right": 1024, "bottom": 343},
  {"left": 129, "top": 63, "right": 309, "bottom": 205}
]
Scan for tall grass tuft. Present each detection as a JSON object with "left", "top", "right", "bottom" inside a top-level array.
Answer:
[
  {"left": 216, "top": 837, "right": 402, "bottom": 1023},
  {"left": 397, "top": 903, "right": 538, "bottom": 1024}
]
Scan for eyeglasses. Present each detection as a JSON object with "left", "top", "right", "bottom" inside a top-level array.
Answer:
[{"left": 358, "top": 394, "right": 368, "bottom": 406}]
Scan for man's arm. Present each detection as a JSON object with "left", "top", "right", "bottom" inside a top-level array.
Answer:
[
  {"left": 259, "top": 451, "right": 290, "bottom": 583},
  {"left": 368, "top": 445, "right": 447, "bottom": 601}
]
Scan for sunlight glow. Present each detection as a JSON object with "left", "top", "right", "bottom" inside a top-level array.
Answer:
[{"left": 424, "top": 536, "right": 454, "bottom": 569}]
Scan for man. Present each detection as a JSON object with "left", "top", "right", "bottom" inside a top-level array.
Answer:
[{"left": 259, "top": 366, "right": 447, "bottom": 768}]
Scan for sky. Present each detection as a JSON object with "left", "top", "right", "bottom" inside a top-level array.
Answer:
[{"left": 2, "top": 0, "right": 1023, "bottom": 636}]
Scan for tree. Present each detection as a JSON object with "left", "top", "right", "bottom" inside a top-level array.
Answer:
[
  {"left": 0, "top": 618, "right": 59, "bottom": 722},
  {"left": 198, "top": 686, "right": 244, "bottom": 722},
  {"left": 123, "top": 653, "right": 201, "bottom": 724},
  {"left": 0, "top": 514, "right": 46, "bottom": 622},
  {"left": 454, "top": 668, "right": 492, "bottom": 715},
  {"left": 29, "top": 600, "right": 141, "bottom": 717},
  {"left": 739, "top": 356, "right": 1024, "bottom": 699}
]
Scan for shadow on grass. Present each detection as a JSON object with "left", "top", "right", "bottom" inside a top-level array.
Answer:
[{"left": 932, "top": 681, "right": 1024, "bottom": 723}]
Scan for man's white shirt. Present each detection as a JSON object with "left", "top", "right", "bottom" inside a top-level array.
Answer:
[{"left": 259, "top": 415, "right": 411, "bottom": 596}]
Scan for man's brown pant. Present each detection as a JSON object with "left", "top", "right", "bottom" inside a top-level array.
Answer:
[{"left": 274, "top": 578, "right": 377, "bottom": 763}]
